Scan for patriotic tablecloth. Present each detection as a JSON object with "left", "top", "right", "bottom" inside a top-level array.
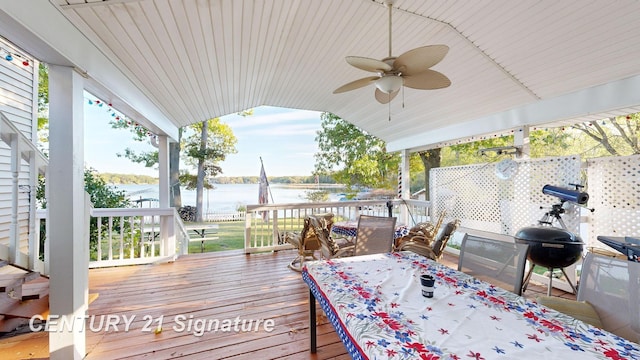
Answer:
[
  {"left": 332, "top": 221, "right": 409, "bottom": 240},
  {"left": 302, "top": 251, "right": 640, "bottom": 360}
]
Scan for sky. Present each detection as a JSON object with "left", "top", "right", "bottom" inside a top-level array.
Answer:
[{"left": 84, "top": 103, "right": 323, "bottom": 177}]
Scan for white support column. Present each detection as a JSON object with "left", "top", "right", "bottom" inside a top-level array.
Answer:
[
  {"left": 47, "top": 65, "right": 88, "bottom": 360},
  {"left": 44, "top": 166, "right": 50, "bottom": 276},
  {"left": 158, "top": 135, "right": 170, "bottom": 208},
  {"left": 9, "top": 133, "right": 19, "bottom": 264},
  {"left": 29, "top": 60, "right": 40, "bottom": 270},
  {"left": 157, "top": 135, "right": 175, "bottom": 257},
  {"left": 399, "top": 149, "right": 411, "bottom": 224},
  {"left": 514, "top": 126, "right": 530, "bottom": 159},
  {"left": 28, "top": 150, "right": 38, "bottom": 270}
]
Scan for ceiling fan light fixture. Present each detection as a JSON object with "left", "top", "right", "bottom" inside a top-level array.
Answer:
[{"left": 375, "top": 75, "right": 403, "bottom": 94}]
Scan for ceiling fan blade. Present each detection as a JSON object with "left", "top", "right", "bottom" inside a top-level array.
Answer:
[
  {"left": 375, "top": 88, "right": 399, "bottom": 104},
  {"left": 333, "top": 76, "right": 379, "bottom": 94},
  {"left": 403, "top": 69, "right": 451, "bottom": 90},
  {"left": 346, "top": 56, "right": 392, "bottom": 73},
  {"left": 394, "top": 45, "right": 449, "bottom": 76}
]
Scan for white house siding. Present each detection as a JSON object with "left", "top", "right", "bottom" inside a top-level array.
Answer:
[{"left": 0, "top": 36, "right": 38, "bottom": 255}]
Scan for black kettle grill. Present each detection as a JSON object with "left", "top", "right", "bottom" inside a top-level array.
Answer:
[
  {"left": 515, "top": 226, "right": 584, "bottom": 295},
  {"left": 515, "top": 226, "right": 584, "bottom": 269},
  {"left": 514, "top": 184, "right": 590, "bottom": 295}
]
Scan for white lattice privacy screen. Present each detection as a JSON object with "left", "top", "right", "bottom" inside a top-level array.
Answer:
[
  {"left": 430, "top": 156, "right": 583, "bottom": 235},
  {"left": 587, "top": 154, "right": 640, "bottom": 248}
]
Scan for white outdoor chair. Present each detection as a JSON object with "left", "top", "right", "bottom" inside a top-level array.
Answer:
[
  {"left": 537, "top": 252, "right": 640, "bottom": 343},
  {"left": 353, "top": 215, "right": 397, "bottom": 256},
  {"left": 457, "top": 234, "right": 529, "bottom": 295}
]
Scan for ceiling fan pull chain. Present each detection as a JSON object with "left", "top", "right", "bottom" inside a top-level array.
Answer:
[{"left": 388, "top": 97, "right": 391, "bottom": 121}]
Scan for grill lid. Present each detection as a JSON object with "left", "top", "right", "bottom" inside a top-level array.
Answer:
[
  {"left": 514, "top": 226, "right": 584, "bottom": 245},
  {"left": 515, "top": 225, "right": 584, "bottom": 269}
]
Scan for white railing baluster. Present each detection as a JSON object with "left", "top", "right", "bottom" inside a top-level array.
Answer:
[
  {"left": 129, "top": 216, "right": 135, "bottom": 260},
  {"left": 97, "top": 217, "right": 102, "bottom": 261},
  {"left": 119, "top": 216, "right": 124, "bottom": 260},
  {"left": 150, "top": 215, "right": 156, "bottom": 257},
  {"left": 107, "top": 216, "right": 113, "bottom": 260},
  {"left": 139, "top": 216, "right": 145, "bottom": 258}
]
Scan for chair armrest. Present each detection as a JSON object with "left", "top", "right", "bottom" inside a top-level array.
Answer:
[
  {"left": 397, "top": 241, "right": 437, "bottom": 260},
  {"left": 334, "top": 244, "right": 355, "bottom": 258},
  {"left": 536, "top": 296, "right": 604, "bottom": 329},
  {"left": 284, "top": 232, "right": 302, "bottom": 247}
]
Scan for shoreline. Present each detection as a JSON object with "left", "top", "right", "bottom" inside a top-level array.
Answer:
[{"left": 112, "top": 182, "right": 346, "bottom": 189}]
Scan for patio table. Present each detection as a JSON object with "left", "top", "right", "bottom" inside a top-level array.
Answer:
[{"left": 302, "top": 251, "right": 640, "bottom": 359}]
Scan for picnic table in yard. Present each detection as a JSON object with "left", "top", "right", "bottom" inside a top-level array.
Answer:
[{"left": 185, "top": 223, "right": 219, "bottom": 253}]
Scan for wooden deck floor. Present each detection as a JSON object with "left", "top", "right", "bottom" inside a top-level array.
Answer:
[{"left": 0, "top": 250, "right": 575, "bottom": 359}]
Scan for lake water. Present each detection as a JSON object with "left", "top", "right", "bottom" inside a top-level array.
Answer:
[{"left": 115, "top": 183, "right": 343, "bottom": 212}]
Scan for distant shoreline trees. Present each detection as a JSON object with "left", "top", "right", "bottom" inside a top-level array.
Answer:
[{"left": 98, "top": 173, "right": 338, "bottom": 185}]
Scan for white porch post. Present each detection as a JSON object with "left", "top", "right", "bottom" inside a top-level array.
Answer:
[
  {"left": 47, "top": 65, "right": 88, "bottom": 360},
  {"left": 29, "top": 59, "right": 40, "bottom": 270},
  {"left": 27, "top": 149, "right": 38, "bottom": 270},
  {"left": 158, "top": 135, "right": 175, "bottom": 257},
  {"left": 9, "top": 132, "right": 19, "bottom": 264},
  {"left": 44, "top": 165, "right": 50, "bottom": 276},
  {"left": 399, "top": 149, "right": 411, "bottom": 224},
  {"left": 158, "top": 135, "right": 170, "bottom": 208},
  {"left": 514, "top": 126, "right": 530, "bottom": 159}
]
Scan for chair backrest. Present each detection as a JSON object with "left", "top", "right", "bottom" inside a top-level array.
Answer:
[
  {"left": 354, "top": 215, "right": 397, "bottom": 256},
  {"left": 431, "top": 219, "right": 460, "bottom": 258},
  {"left": 457, "top": 234, "right": 529, "bottom": 295},
  {"left": 394, "top": 211, "right": 448, "bottom": 249},
  {"left": 577, "top": 252, "right": 640, "bottom": 343},
  {"left": 303, "top": 213, "right": 334, "bottom": 251}
]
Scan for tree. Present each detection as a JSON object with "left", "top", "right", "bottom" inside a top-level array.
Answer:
[
  {"left": 37, "top": 63, "right": 50, "bottom": 148},
  {"left": 571, "top": 115, "right": 640, "bottom": 156},
  {"left": 183, "top": 118, "right": 237, "bottom": 222},
  {"left": 110, "top": 115, "right": 184, "bottom": 207},
  {"left": 314, "top": 112, "right": 399, "bottom": 189},
  {"left": 169, "top": 135, "right": 182, "bottom": 208},
  {"left": 416, "top": 149, "right": 441, "bottom": 200},
  {"left": 36, "top": 168, "right": 131, "bottom": 255},
  {"left": 304, "top": 190, "right": 330, "bottom": 202}
]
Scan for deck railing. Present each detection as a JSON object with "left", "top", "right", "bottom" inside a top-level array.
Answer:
[
  {"left": 0, "top": 111, "right": 48, "bottom": 273},
  {"left": 89, "top": 207, "right": 188, "bottom": 268},
  {"left": 36, "top": 206, "right": 189, "bottom": 269},
  {"left": 32, "top": 199, "right": 429, "bottom": 267},
  {"left": 244, "top": 199, "right": 431, "bottom": 253}
]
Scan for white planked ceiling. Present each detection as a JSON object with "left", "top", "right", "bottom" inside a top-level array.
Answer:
[{"left": 22, "top": 0, "right": 640, "bottom": 150}]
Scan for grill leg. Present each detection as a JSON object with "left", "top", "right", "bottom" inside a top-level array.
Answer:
[
  {"left": 547, "top": 267, "right": 554, "bottom": 296},
  {"left": 521, "top": 265, "right": 536, "bottom": 293},
  {"left": 560, "top": 268, "right": 579, "bottom": 294}
]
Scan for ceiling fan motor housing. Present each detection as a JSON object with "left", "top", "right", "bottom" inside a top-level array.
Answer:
[{"left": 375, "top": 75, "right": 403, "bottom": 94}]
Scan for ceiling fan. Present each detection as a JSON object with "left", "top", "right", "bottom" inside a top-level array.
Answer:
[{"left": 333, "top": 0, "right": 451, "bottom": 104}]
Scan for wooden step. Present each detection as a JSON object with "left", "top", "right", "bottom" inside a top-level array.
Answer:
[
  {"left": 0, "top": 295, "right": 49, "bottom": 319},
  {"left": 21, "top": 277, "right": 49, "bottom": 301},
  {"left": 0, "top": 272, "right": 41, "bottom": 300},
  {"left": 0, "top": 316, "right": 29, "bottom": 333}
]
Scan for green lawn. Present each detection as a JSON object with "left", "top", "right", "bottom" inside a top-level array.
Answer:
[
  {"left": 185, "top": 221, "right": 246, "bottom": 253},
  {"left": 185, "top": 218, "right": 306, "bottom": 253}
]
